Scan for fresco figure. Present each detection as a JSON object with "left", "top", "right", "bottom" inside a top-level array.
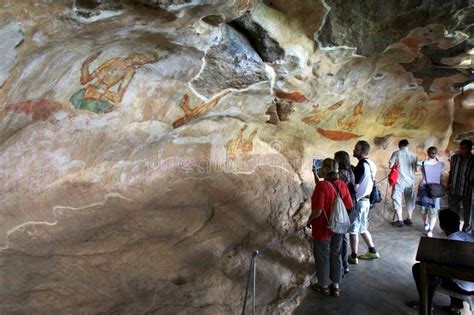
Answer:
[
  {"left": 172, "top": 91, "right": 229, "bottom": 128},
  {"left": 403, "top": 104, "right": 428, "bottom": 130},
  {"left": 302, "top": 100, "right": 344, "bottom": 125},
  {"left": 70, "top": 51, "right": 158, "bottom": 113},
  {"left": 227, "top": 125, "right": 258, "bottom": 158},
  {"left": 382, "top": 100, "right": 407, "bottom": 127},
  {"left": 337, "top": 99, "right": 363, "bottom": 131}
]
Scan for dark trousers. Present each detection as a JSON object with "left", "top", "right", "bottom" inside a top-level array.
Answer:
[
  {"left": 448, "top": 194, "right": 472, "bottom": 233},
  {"left": 341, "top": 233, "right": 348, "bottom": 270},
  {"left": 412, "top": 263, "right": 472, "bottom": 309},
  {"left": 313, "top": 234, "right": 343, "bottom": 287}
]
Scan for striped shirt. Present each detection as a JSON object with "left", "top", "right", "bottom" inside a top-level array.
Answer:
[{"left": 448, "top": 154, "right": 474, "bottom": 197}]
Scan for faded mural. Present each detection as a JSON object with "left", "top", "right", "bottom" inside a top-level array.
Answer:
[{"left": 0, "top": 1, "right": 473, "bottom": 315}]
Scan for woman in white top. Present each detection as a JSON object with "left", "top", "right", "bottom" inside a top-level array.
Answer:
[{"left": 416, "top": 147, "right": 445, "bottom": 237}]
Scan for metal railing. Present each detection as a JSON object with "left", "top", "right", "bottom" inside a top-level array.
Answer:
[{"left": 241, "top": 226, "right": 307, "bottom": 315}]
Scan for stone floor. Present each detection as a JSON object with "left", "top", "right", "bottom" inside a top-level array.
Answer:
[{"left": 293, "top": 211, "right": 473, "bottom": 315}]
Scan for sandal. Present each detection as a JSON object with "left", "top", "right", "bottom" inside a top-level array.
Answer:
[
  {"left": 441, "top": 305, "right": 462, "bottom": 315},
  {"left": 330, "top": 286, "right": 340, "bottom": 297},
  {"left": 311, "top": 284, "right": 330, "bottom": 296}
]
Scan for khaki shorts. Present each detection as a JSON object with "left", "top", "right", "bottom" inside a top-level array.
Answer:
[{"left": 392, "top": 182, "right": 416, "bottom": 211}]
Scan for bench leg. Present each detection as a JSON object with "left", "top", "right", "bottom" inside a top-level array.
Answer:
[{"left": 419, "top": 263, "right": 431, "bottom": 315}]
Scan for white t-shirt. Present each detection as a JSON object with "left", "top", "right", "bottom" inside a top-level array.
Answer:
[
  {"left": 354, "top": 158, "right": 376, "bottom": 200},
  {"left": 389, "top": 148, "right": 417, "bottom": 185},
  {"left": 448, "top": 231, "right": 474, "bottom": 292}
]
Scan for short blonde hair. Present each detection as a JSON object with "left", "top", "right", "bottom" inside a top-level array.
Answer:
[{"left": 320, "top": 158, "right": 339, "bottom": 181}]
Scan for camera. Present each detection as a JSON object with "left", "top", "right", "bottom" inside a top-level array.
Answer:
[{"left": 313, "top": 159, "right": 322, "bottom": 171}]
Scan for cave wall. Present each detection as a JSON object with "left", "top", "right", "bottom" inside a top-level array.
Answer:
[{"left": 0, "top": 0, "right": 473, "bottom": 314}]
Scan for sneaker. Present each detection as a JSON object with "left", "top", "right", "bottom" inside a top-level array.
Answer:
[
  {"left": 348, "top": 255, "right": 358, "bottom": 265},
  {"left": 391, "top": 221, "right": 404, "bottom": 227},
  {"left": 403, "top": 218, "right": 413, "bottom": 226},
  {"left": 426, "top": 230, "right": 433, "bottom": 238},
  {"left": 423, "top": 223, "right": 429, "bottom": 232},
  {"left": 343, "top": 267, "right": 350, "bottom": 274},
  {"left": 358, "top": 252, "right": 380, "bottom": 260}
]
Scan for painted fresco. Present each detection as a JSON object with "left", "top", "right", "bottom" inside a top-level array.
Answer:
[
  {"left": 381, "top": 99, "right": 407, "bottom": 127},
  {"left": 403, "top": 104, "right": 428, "bottom": 130},
  {"left": 317, "top": 128, "right": 362, "bottom": 141},
  {"left": 70, "top": 51, "right": 159, "bottom": 114},
  {"left": 302, "top": 100, "right": 343, "bottom": 125},
  {"left": 172, "top": 91, "right": 229, "bottom": 128},
  {"left": 274, "top": 90, "right": 307, "bottom": 102},
  {"left": 4, "top": 99, "right": 72, "bottom": 120},
  {"left": 337, "top": 99, "right": 363, "bottom": 131},
  {"left": 227, "top": 125, "right": 258, "bottom": 158}
]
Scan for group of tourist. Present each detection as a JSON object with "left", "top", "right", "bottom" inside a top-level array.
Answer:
[
  {"left": 388, "top": 138, "right": 473, "bottom": 238},
  {"left": 305, "top": 138, "right": 473, "bottom": 312},
  {"left": 307, "top": 140, "right": 380, "bottom": 297}
]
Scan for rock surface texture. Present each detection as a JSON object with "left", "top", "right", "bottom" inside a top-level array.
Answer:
[{"left": 0, "top": 0, "right": 473, "bottom": 314}]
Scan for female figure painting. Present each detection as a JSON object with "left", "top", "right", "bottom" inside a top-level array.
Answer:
[{"left": 70, "top": 51, "right": 159, "bottom": 113}]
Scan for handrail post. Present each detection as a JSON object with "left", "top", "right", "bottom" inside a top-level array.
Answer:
[
  {"left": 252, "top": 250, "right": 259, "bottom": 315},
  {"left": 242, "top": 256, "right": 254, "bottom": 315},
  {"left": 241, "top": 227, "right": 306, "bottom": 314}
]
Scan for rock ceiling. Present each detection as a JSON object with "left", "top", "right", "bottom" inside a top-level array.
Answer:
[{"left": 0, "top": 0, "right": 473, "bottom": 313}]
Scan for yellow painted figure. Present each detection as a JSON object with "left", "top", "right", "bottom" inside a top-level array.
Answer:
[
  {"left": 403, "top": 104, "right": 428, "bottom": 130},
  {"left": 70, "top": 51, "right": 158, "bottom": 113},
  {"left": 227, "top": 125, "right": 258, "bottom": 158},
  {"left": 172, "top": 91, "right": 230, "bottom": 128},
  {"left": 383, "top": 100, "right": 407, "bottom": 127},
  {"left": 337, "top": 99, "right": 363, "bottom": 131},
  {"left": 302, "top": 100, "right": 344, "bottom": 125}
]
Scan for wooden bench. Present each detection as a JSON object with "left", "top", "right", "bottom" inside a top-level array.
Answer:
[{"left": 415, "top": 237, "right": 474, "bottom": 315}]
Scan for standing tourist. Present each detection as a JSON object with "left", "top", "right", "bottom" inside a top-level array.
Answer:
[
  {"left": 307, "top": 158, "right": 353, "bottom": 297},
  {"left": 416, "top": 147, "right": 445, "bottom": 237},
  {"left": 389, "top": 139, "right": 418, "bottom": 227},
  {"left": 334, "top": 151, "right": 356, "bottom": 274},
  {"left": 448, "top": 139, "right": 474, "bottom": 233},
  {"left": 348, "top": 141, "right": 380, "bottom": 264}
]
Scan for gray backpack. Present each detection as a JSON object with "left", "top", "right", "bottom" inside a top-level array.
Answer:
[{"left": 323, "top": 182, "right": 351, "bottom": 234}]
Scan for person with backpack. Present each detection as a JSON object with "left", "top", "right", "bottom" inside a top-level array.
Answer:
[
  {"left": 334, "top": 151, "right": 356, "bottom": 274},
  {"left": 307, "top": 158, "right": 353, "bottom": 297},
  {"left": 348, "top": 140, "right": 380, "bottom": 264}
]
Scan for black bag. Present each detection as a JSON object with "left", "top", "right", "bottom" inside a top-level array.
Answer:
[
  {"left": 425, "top": 184, "right": 446, "bottom": 198},
  {"left": 422, "top": 162, "right": 446, "bottom": 198},
  {"left": 369, "top": 182, "right": 382, "bottom": 206},
  {"left": 363, "top": 160, "right": 382, "bottom": 207}
]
